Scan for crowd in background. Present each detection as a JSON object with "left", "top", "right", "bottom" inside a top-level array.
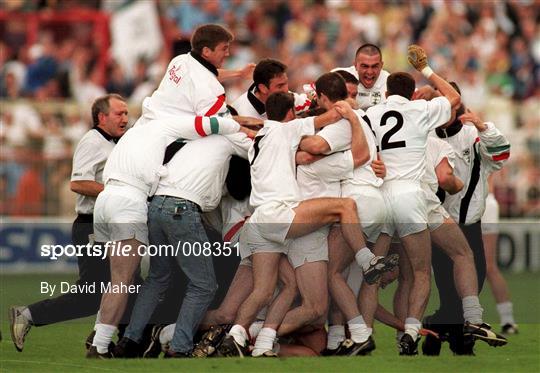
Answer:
[{"left": 1, "top": 0, "right": 539, "bottom": 217}]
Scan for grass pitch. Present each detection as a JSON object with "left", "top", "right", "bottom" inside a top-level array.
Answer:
[{"left": 1, "top": 272, "right": 539, "bottom": 372}]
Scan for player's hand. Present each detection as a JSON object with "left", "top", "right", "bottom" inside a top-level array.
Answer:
[
  {"left": 333, "top": 100, "right": 354, "bottom": 120},
  {"left": 372, "top": 155, "right": 386, "bottom": 179},
  {"left": 407, "top": 44, "right": 428, "bottom": 71},
  {"left": 239, "top": 125, "right": 258, "bottom": 139},
  {"left": 459, "top": 109, "right": 487, "bottom": 131},
  {"left": 239, "top": 63, "right": 256, "bottom": 80}
]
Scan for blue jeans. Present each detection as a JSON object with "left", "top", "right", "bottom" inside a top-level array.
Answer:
[{"left": 124, "top": 195, "right": 217, "bottom": 353}]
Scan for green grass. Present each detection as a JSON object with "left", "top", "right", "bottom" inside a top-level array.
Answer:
[{"left": 1, "top": 272, "right": 539, "bottom": 372}]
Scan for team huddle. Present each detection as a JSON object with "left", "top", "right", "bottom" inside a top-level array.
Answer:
[{"left": 10, "top": 24, "right": 512, "bottom": 359}]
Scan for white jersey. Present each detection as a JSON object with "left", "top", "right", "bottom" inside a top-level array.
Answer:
[
  {"left": 424, "top": 137, "right": 456, "bottom": 196},
  {"left": 331, "top": 66, "right": 390, "bottom": 110},
  {"left": 366, "top": 95, "right": 451, "bottom": 182},
  {"left": 71, "top": 128, "right": 116, "bottom": 214},
  {"left": 155, "top": 132, "right": 251, "bottom": 212},
  {"left": 297, "top": 150, "right": 354, "bottom": 199},
  {"left": 204, "top": 195, "right": 250, "bottom": 244},
  {"left": 317, "top": 109, "right": 382, "bottom": 187},
  {"left": 103, "top": 116, "right": 240, "bottom": 195},
  {"left": 249, "top": 118, "right": 315, "bottom": 207},
  {"left": 434, "top": 121, "right": 510, "bottom": 224},
  {"left": 140, "top": 53, "right": 228, "bottom": 122},
  {"left": 231, "top": 84, "right": 312, "bottom": 119}
]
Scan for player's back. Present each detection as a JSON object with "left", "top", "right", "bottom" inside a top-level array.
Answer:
[
  {"left": 249, "top": 118, "right": 314, "bottom": 208},
  {"left": 366, "top": 95, "right": 451, "bottom": 182}
]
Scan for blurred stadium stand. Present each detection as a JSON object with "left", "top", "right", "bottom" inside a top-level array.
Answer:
[{"left": 1, "top": 0, "right": 538, "bottom": 217}]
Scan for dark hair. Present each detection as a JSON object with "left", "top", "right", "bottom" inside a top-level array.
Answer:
[
  {"left": 91, "top": 93, "right": 125, "bottom": 127},
  {"left": 266, "top": 92, "right": 295, "bottom": 121},
  {"left": 334, "top": 69, "right": 359, "bottom": 85},
  {"left": 315, "top": 72, "right": 348, "bottom": 102},
  {"left": 226, "top": 155, "right": 251, "bottom": 200},
  {"left": 253, "top": 58, "right": 287, "bottom": 90},
  {"left": 386, "top": 72, "right": 415, "bottom": 100},
  {"left": 449, "top": 81, "right": 461, "bottom": 95},
  {"left": 355, "top": 43, "right": 382, "bottom": 57},
  {"left": 191, "top": 24, "right": 233, "bottom": 54}
]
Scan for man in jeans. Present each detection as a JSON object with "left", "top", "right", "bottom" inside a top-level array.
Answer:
[{"left": 116, "top": 131, "right": 252, "bottom": 358}]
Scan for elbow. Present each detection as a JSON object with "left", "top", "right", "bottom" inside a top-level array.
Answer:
[
  {"left": 311, "top": 141, "right": 329, "bottom": 155},
  {"left": 449, "top": 95, "right": 461, "bottom": 109},
  {"left": 353, "top": 150, "right": 370, "bottom": 168},
  {"left": 439, "top": 175, "right": 463, "bottom": 195}
]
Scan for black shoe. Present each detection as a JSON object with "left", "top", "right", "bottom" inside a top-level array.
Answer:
[
  {"left": 421, "top": 315, "right": 442, "bottom": 356},
  {"left": 464, "top": 322, "right": 508, "bottom": 347},
  {"left": 142, "top": 324, "right": 166, "bottom": 358},
  {"left": 399, "top": 333, "right": 419, "bottom": 356},
  {"left": 363, "top": 254, "right": 399, "bottom": 285},
  {"left": 501, "top": 323, "right": 519, "bottom": 335},
  {"left": 113, "top": 337, "right": 141, "bottom": 358},
  {"left": 86, "top": 345, "right": 113, "bottom": 359},
  {"left": 164, "top": 350, "right": 191, "bottom": 358},
  {"left": 192, "top": 325, "right": 227, "bottom": 358},
  {"left": 336, "top": 336, "right": 376, "bottom": 356},
  {"left": 85, "top": 331, "right": 96, "bottom": 351},
  {"left": 217, "top": 334, "right": 247, "bottom": 357}
]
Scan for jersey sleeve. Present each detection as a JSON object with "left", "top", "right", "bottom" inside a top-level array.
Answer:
[
  {"left": 305, "top": 150, "right": 354, "bottom": 182},
  {"left": 288, "top": 117, "right": 315, "bottom": 139},
  {"left": 293, "top": 92, "right": 312, "bottom": 115},
  {"left": 478, "top": 122, "right": 510, "bottom": 173},
  {"left": 426, "top": 97, "right": 452, "bottom": 131},
  {"left": 225, "top": 132, "right": 253, "bottom": 159},
  {"left": 316, "top": 119, "right": 351, "bottom": 153},
  {"left": 164, "top": 116, "right": 240, "bottom": 139},
  {"left": 71, "top": 136, "right": 107, "bottom": 182}
]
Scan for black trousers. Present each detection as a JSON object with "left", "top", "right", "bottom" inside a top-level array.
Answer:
[
  {"left": 431, "top": 221, "right": 487, "bottom": 325},
  {"left": 28, "top": 214, "right": 141, "bottom": 327}
]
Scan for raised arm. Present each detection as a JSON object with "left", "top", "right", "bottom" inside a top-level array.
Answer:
[
  {"left": 407, "top": 45, "right": 461, "bottom": 109},
  {"left": 334, "top": 100, "right": 369, "bottom": 167}
]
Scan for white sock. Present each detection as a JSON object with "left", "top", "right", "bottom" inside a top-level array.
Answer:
[
  {"left": 92, "top": 324, "right": 117, "bottom": 354},
  {"left": 348, "top": 315, "right": 371, "bottom": 343},
  {"left": 496, "top": 302, "right": 515, "bottom": 325},
  {"left": 94, "top": 310, "right": 101, "bottom": 329},
  {"left": 327, "top": 325, "right": 346, "bottom": 349},
  {"left": 404, "top": 317, "right": 421, "bottom": 340},
  {"left": 252, "top": 327, "right": 276, "bottom": 356},
  {"left": 159, "top": 324, "right": 176, "bottom": 345},
  {"left": 355, "top": 248, "right": 375, "bottom": 271},
  {"left": 229, "top": 324, "right": 249, "bottom": 346},
  {"left": 22, "top": 307, "right": 33, "bottom": 322},
  {"left": 248, "top": 320, "right": 264, "bottom": 339},
  {"left": 462, "top": 295, "right": 483, "bottom": 324}
]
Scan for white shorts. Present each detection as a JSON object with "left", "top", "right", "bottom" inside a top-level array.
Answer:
[
  {"left": 93, "top": 182, "right": 149, "bottom": 245},
  {"left": 381, "top": 180, "right": 428, "bottom": 238},
  {"left": 342, "top": 184, "right": 388, "bottom": 243},
  {"left": 426, "top": 194, "right": 450, "bottom": 231},
  {"left": 287, "top": 226, "right": 329, "bottom": 269},
  {"left": 238, "top": 201, "right": 297, "bottom": 259},
  {"left": 482, "top": 193, "right": 500, "bottom": 234}
]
